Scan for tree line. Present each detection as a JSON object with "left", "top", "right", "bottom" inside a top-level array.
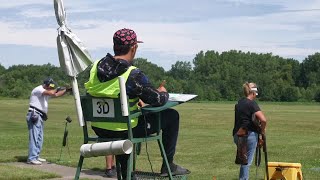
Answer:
[{"left": 0, "top": 50, "right": 320, "bottom": 102}]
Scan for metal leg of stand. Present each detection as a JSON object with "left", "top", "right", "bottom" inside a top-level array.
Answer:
[
  {"left": 75, "top": 155, "right": 84, "bottom": 180},
  {"left": 158, "top": 139, "right": 173, "bottom": 180}
]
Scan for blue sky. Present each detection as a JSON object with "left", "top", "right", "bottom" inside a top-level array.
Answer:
[{"left": 0, "top": 0, "right": 320, "bottom": 70}]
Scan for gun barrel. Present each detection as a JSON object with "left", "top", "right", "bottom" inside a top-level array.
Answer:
[{"left": 262, "top": 134, "right": 269, "bottom": 180}]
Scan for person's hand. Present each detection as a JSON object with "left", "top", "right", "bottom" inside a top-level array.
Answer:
[
  {"left": 66, "top": 86, "right": 73, "bottom": 92},
  {"left": 55, "top": 87, "right": 65, "bottom": 92},
  {"left": 138, "top": 99, "right": 146, "bottom": 107},
  {"left": 157, "top": 80, "right": 167, "bottom": 92},
  {"left": 157, "top": 86, "right": 167, "bottom": 92},
  {"left": 258, "top": 136, "right": 264, "bottom": 148},
  {"left": 159, "top": 80, "right": 166, "bottom": 87}
]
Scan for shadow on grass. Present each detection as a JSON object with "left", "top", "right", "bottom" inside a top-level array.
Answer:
[
  {"left": 14, "top": 156, "right": 27, "bottom": 162},
  {"left": 90, "top": 167, "right": 104, "bottom": 171},
  {"left": 81, "top": 168, "right": 106, "bottom": 178}
]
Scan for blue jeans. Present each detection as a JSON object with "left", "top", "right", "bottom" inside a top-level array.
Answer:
[
  {"left": 26, "top": 111, "right": 44, "bottom": 161},
  {"left": 234, "top": 131, "right": 258, "bottom": 180}
]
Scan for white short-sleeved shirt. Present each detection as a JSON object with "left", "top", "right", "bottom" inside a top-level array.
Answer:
[{"left": 29, "top": 85, "right": 50, "bottom": 113}]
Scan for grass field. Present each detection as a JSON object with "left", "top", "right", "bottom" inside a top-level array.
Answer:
[{"left": 0, "top": 97, "right": 319, "bottom": 179}]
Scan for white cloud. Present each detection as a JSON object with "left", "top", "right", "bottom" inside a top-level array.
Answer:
[
  {"left": 0, "top": 0, "right": 51, "bottom": 8},
  {"left": 1, "top": 9, "right": 320, "bottom": 61},
  {"left": 1, "top": 0, "right": 320, "bottom": 68},
  {"left": 219, "top": 0, "right": 320, "bottom": 9},
  {"left": 68, "top": 8, "right": 320, "bottom": 59},
  {"left": 0, "top": 21, "right": 56, "bottom": 47},
  {"left": 19, "top": 8, "right": 54, "bottom": 18}
]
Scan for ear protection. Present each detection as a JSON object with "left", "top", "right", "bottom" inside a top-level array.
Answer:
[
  {"left": 44, "top": 78, "right": 56, "bottom": 88},
  {"left": 250, "top": 87, "right": 258, "bottom": 95}
]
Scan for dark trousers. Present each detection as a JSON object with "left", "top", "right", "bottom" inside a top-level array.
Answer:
[{"left": 92, "top": 108, "right": 180, "bottom": 178}]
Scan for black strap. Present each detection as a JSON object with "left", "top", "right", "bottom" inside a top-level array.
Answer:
[
  {"left": 30, "top": 106, "right": 45, "bottom": 116},
  {"left": 29, "top": 106, "right": 48, "bottom": 120}
]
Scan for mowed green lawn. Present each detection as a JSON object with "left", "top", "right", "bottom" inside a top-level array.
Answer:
[{"left": 0, "top": 97, "right": 319, "bottom": 180}]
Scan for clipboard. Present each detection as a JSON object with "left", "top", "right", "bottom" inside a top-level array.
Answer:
[{"left": 168, "top": 93, "right": 198, "bottom": 102}]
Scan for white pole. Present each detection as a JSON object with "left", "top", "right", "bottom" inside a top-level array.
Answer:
[
  {"left": 118, "top": 76, "right": 129, "bottom": 116},
  {"left": 71, "top": 76, "right": 85, "bottom": 126},
  {"left": 80, "top": 140, "right": 133, "bottom": 158}
]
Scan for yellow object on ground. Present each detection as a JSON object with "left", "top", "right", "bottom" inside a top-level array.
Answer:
[{"left": 266, "top": 162, "right": 303, "bottom": 180}]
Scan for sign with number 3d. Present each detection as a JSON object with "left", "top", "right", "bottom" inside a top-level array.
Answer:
[{"left": 92, "top": 99, "right": 115, "bottom": 118}]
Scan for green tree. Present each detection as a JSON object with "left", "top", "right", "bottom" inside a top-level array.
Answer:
[
  {"left": 300, "top": 53, "right": 320, "bottom": 87},
  {"left": 134, "top": 58, "right": 166, "bottom": 87},
  {"left": 0, "top": 64, "right": 5, "bottom": 75},
  {"left": 167, "top": 61, "right": 192, "bottom": 80},
  {"left": 314, "top": 89, "right": 320, "bottom": 102},
  {"left": 1, "top": 50, "right": 319, "bottom": 102},
  {"left": 281, "top": 87, "right": 300, "bottom": 102}
]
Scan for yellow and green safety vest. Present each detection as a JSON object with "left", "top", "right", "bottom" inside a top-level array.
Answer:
[{"left": 85, "top": 60, "right": 139, "bottom": 131}]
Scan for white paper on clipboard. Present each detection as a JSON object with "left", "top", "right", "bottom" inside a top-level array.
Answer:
[{"left": 168, "top": 93, "right": 198, "bottom": 102}]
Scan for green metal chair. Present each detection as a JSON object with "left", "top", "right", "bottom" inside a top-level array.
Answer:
[{"left": 74, "top": 78, "right": 177, "bottom": 180}]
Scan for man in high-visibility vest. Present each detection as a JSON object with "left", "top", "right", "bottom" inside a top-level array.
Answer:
[{"left": 85, "top": 28, "right": 190, "bottom": 178}]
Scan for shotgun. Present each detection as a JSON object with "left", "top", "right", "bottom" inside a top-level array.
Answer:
[{"left": 262, "top": 134, "right": 269, "bottom": 180}]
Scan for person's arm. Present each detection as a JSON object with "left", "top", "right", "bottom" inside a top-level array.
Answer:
[
  {"left": 255, "top": 111, "right": 267, "bottom": 134},
  {"left": 42, "top": 88, "right": 67, "bottom": 97},
  {"left": 127, "top": 69, "right": 168, "bottom": 107},
  {"left": 251, "top": 100, "right": 267, "bottom": 134}
]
